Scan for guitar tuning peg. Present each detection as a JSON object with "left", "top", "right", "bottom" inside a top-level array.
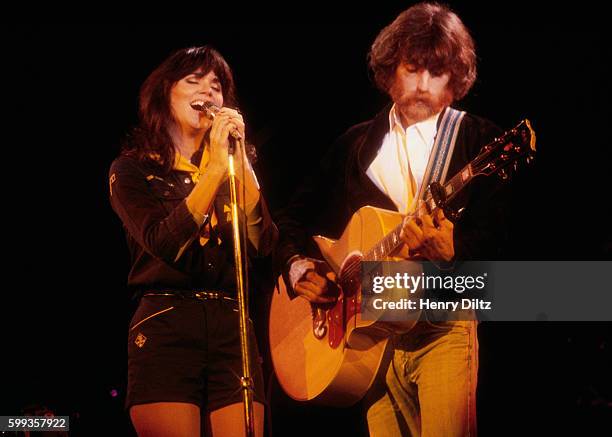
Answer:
[
  {"left": 526, "top": 156, "right": 533, "bottom": 164},
  {"left": 499, "top": 169, "right": 509, "bottom": 180}
]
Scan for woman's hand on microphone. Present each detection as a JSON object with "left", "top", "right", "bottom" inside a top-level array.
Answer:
[{"left": 208, "top": 107, "right": 245, "bottom": 172}]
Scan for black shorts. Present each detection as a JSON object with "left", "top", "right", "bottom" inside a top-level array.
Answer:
[{"left": 126, "top": 294, "right": 264, "bottom": 412}]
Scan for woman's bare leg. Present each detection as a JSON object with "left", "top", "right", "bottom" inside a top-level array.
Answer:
[
  {"left": 207, "top": 401, "right": 264, "bottom": 437},
  {"left": 130, "top": 402, "right": 200, "bottom": 437}
]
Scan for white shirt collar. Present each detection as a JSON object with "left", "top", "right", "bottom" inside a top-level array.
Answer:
[{"left": 388, "top": 104, "right": 442, "bottom": 143}]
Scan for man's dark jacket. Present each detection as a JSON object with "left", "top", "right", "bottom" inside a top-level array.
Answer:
[{"left": 275, "top": 104, "right": 508, "bottom": 275}]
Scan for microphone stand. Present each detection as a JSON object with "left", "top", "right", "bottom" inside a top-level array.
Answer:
[{"left": 227, "top": 137, "right": 255, "bottom": 437}]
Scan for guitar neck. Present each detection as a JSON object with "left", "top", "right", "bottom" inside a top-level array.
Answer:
[
  {"left": 364, "top": 163, "right": 475, "bottom": 261},
  {"left": 364, "top": 118, "right": 536, "bottom": 262}
]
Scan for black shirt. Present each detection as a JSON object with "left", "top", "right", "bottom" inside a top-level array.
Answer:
[{"left": 109, "top": 155, "right": 276, "bottom": 298}]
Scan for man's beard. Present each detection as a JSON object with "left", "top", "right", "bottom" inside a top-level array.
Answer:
[
  {"left": 398, "top": 94, "right": 448, "bottom": 123},
  {"left": 390, "top": 83, "right": 454, "bottom": 125}
]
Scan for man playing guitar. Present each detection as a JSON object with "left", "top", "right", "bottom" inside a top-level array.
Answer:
[{"left": 275, "top": 3, "right": 514, "bottom": 435}]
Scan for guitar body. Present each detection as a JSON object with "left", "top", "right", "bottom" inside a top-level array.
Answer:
[{"left": 269, "top": 206, "right": 420, "bottom": 406}]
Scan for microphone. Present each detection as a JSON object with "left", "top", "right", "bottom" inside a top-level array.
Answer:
[{"left": 190, "top": 101, "right": 242, "bottom": 140}]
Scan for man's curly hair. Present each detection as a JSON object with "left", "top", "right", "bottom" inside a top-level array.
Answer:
[{"left": 369, "top": 2, "right": 477, "bottom": 101}]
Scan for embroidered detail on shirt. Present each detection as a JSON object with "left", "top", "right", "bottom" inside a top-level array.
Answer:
[
  {"left": 135, "top": 333, "right": 147, "bottom": 348},
  {"left": 109, "top": 173, "right": 116, "bottom": 196},
  {"left": 146, "top": 174, "right": 175, "bottom": 187}
]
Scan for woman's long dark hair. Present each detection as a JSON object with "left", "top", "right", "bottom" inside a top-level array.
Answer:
[{"left": 122, "top": 45, "right": 237, "bottom": 173}]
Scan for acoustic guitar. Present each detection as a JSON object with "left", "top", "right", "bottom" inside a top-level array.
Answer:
[{"left": 269, "top": 119, "right": 536, "bottom": 406}]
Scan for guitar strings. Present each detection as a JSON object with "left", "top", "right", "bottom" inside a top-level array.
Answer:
[{"left": 333, "top": 129, "right": 531, "bottom": 281}]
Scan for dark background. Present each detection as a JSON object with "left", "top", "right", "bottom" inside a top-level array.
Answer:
[{"left": 4, "top": 3, "right": 611, "bottom": 436}]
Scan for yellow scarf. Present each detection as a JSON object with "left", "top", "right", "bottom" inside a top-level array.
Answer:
[
  {"left": 172, "top": 147, "right": 211, "bottom": 183},
  {"left": 172, "top": 148, "right": 220, "bottom": 246}
]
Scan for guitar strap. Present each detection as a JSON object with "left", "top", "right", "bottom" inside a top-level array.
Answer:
[{"left": 413, "top": 106, "right": 466, "bottom": 207}]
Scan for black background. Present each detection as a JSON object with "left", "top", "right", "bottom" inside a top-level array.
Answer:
[{"left": 4, "top": 4, "right": 612, "bottom": 436}]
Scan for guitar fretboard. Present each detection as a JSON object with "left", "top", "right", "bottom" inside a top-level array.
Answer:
[{"left": 364, "top": 163, "right": 474, "bottom": 262}]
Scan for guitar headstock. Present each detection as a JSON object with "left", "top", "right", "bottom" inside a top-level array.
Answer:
[{"left": 472, "top": 119, "right": 536, "bottom": 180}]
